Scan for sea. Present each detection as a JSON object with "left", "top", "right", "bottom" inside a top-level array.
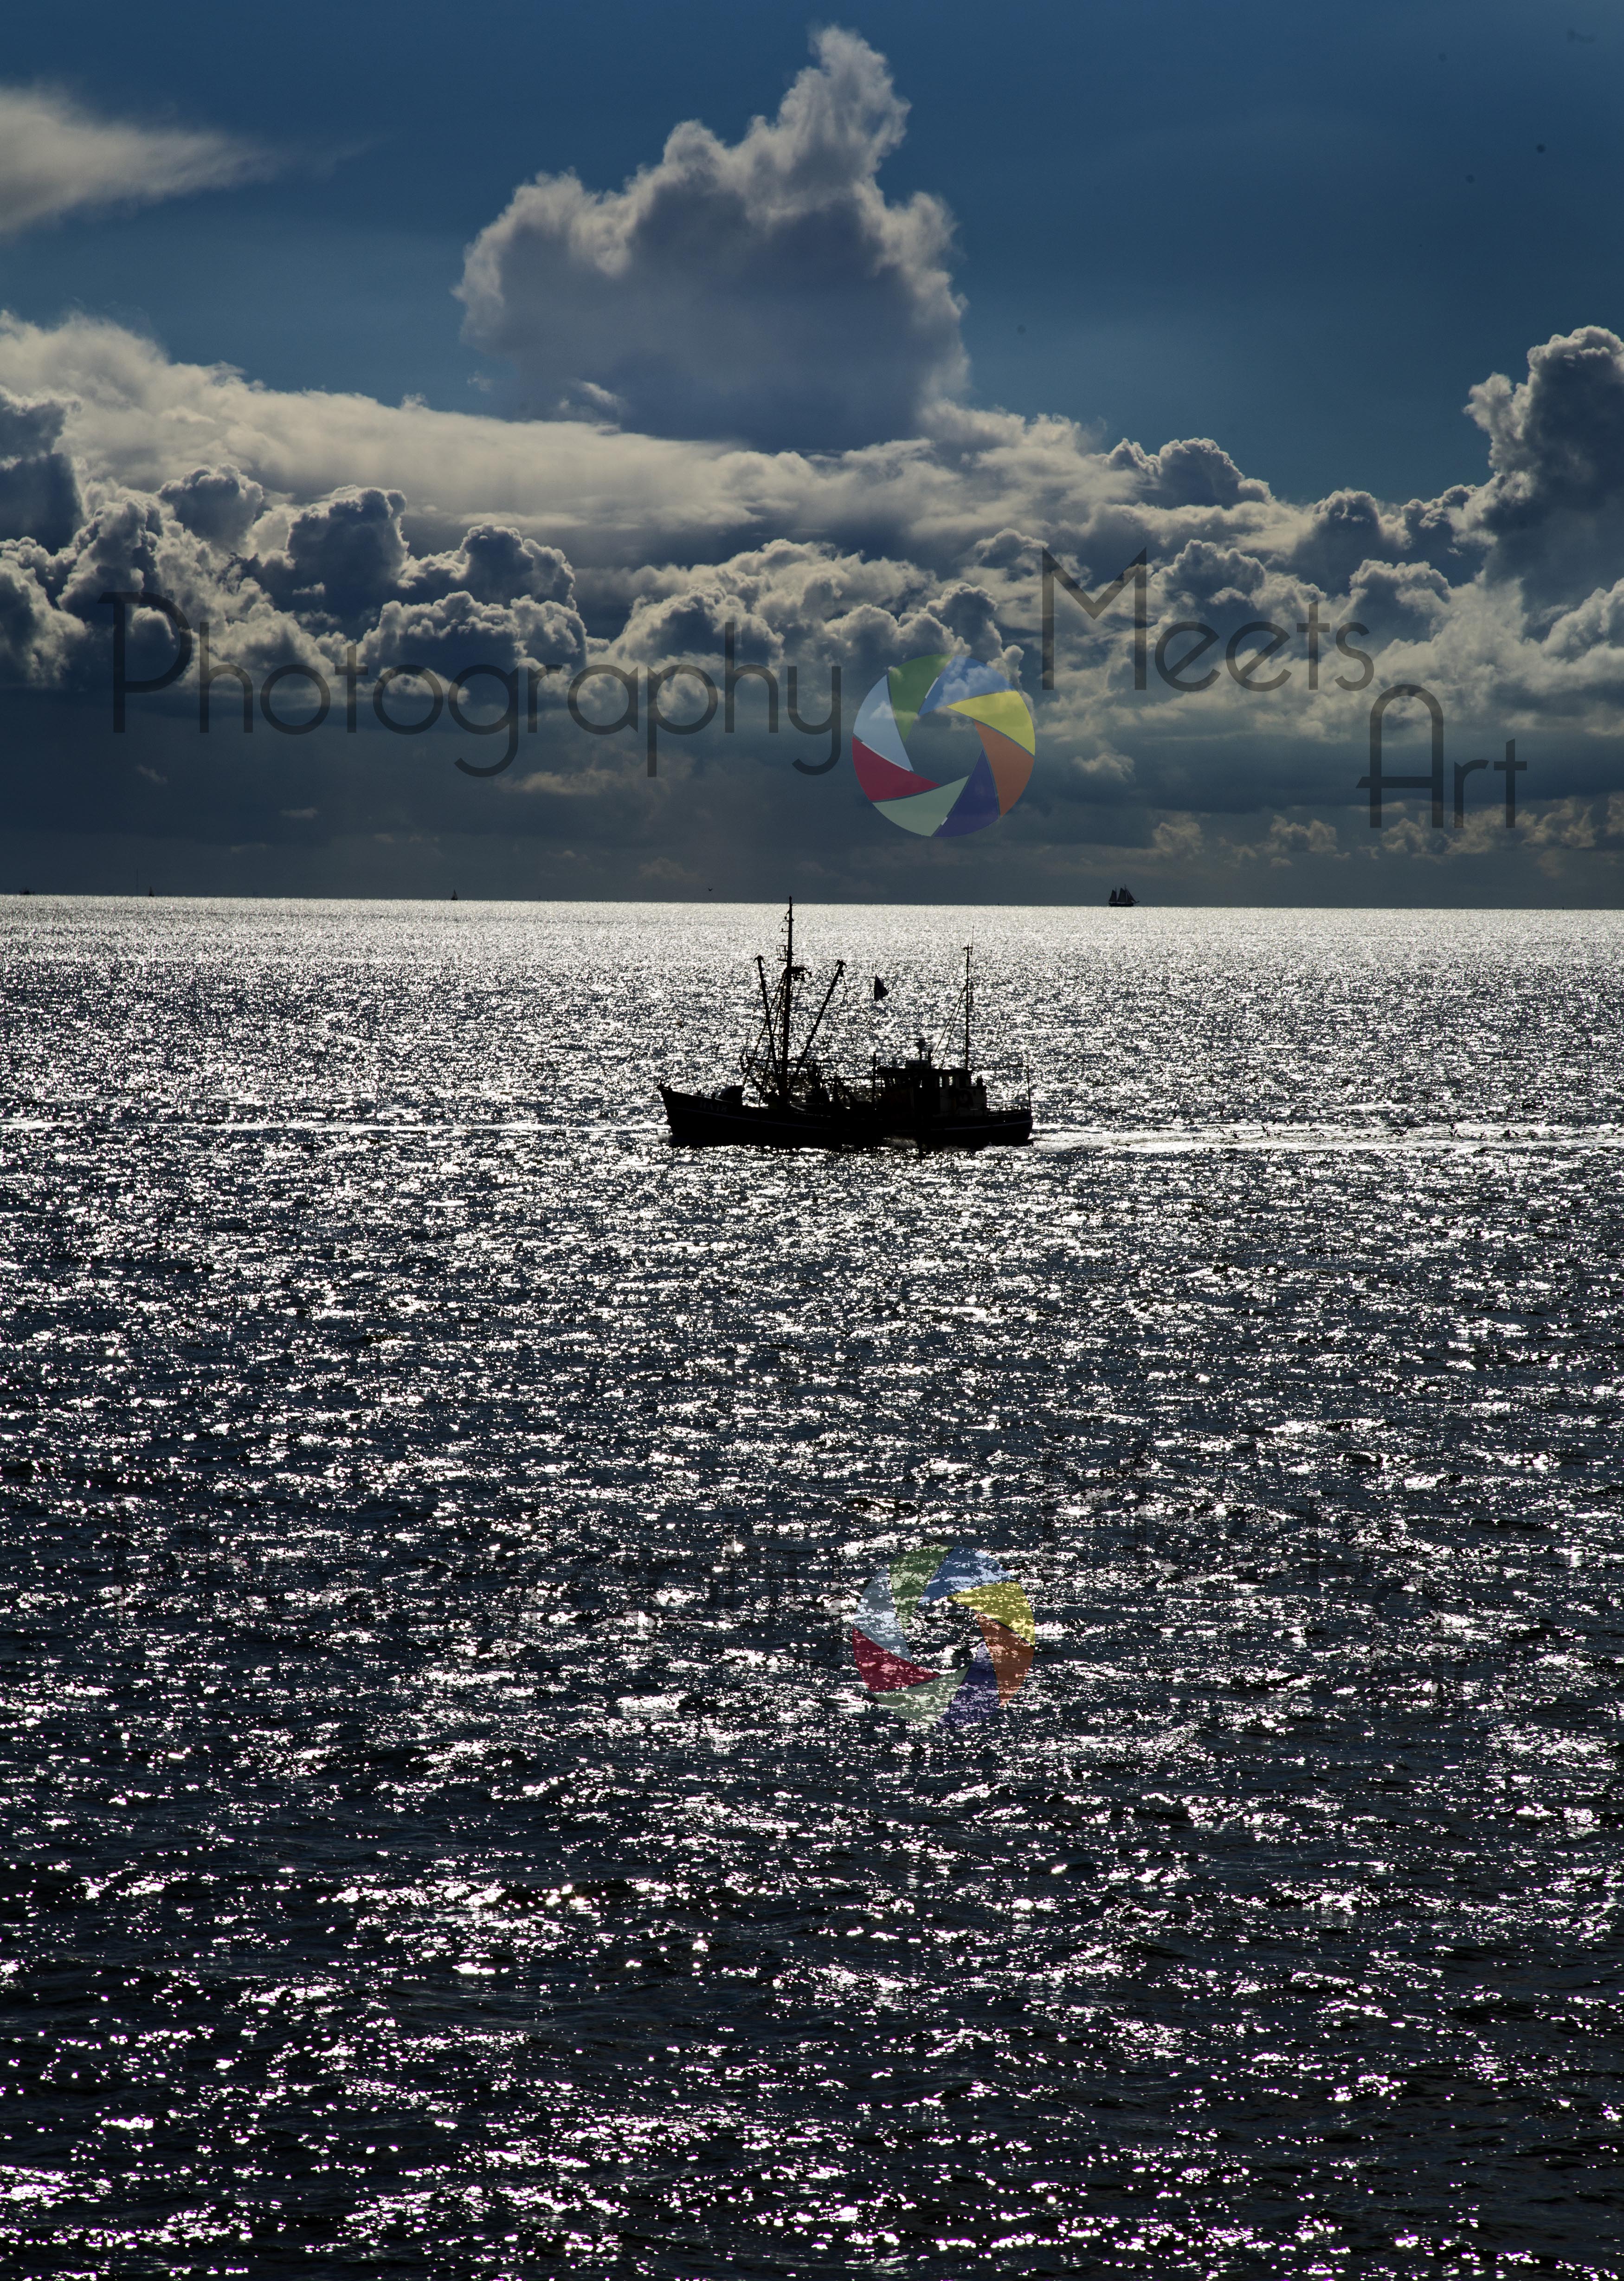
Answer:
[{"left": 0, "top": 897, "right": 1620, "bottom": 2280}]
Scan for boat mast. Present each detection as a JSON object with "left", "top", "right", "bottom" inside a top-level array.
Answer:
[
  {"left": 963, "top": 944, "right": 973, "bottom": 1070},
  {"left": 781, "top": 899, "right": 794, "bottom": 1090}
]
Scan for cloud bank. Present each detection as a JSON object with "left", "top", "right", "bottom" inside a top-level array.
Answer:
[{"left": 3, "top": 302, "right": 1622, "bottom": 897}]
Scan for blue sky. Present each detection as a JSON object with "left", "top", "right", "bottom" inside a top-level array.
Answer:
[
  {"left": 2, "top": 0, "right": 1624, "bottom": 901},
  {"left": 4, "top": 0, "right": 1617, "bottom": 498}
]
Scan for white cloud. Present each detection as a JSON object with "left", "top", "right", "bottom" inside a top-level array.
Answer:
[
  {"left": 1075, "top": 746, "right": 1135, "bottom": 782},
  {"left": 0, "top": 84, "right": 272, "bottom": 238},
  {"left": 1228, "top": 815, "right": 1345, "bottom": 866},
  {"left": 157, "top": 464, "right": 264, "bottom": 546},
  {"left": 1150, "top": 814, "right": 1204, "bottom": 862},
  {"left": 1466, "top": 325, "right": 1624, "bottom": 607},
  {"left": 455, "top": 28, "right": 966, "bottom": 449}
]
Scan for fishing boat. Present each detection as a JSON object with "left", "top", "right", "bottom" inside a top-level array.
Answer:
[{"left": 659, "top": 903, "right": 1032, "bottom": 1153}]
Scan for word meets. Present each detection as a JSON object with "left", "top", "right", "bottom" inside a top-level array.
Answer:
[
  {"left": 1040, "top": 549, "right": 1374, "bottom": 694},
  {"left": 1041, "top": 557, "right": 1528, "bottom": 831}
]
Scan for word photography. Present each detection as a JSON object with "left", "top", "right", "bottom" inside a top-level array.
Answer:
[{"left": 99, "top": 592, "right": 845, "bottom": 776}]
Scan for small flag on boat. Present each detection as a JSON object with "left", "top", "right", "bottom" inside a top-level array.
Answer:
[{"left": 873, "top": 976, "right": 889, "bottom": 1002}]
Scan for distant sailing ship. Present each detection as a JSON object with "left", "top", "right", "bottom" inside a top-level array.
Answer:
[
  {"left": 659, "top": 903, "right": 1032, "bottom": 1153},
  {"left": 1108, "top": 885, "right": 1137, "bottom": 906}
]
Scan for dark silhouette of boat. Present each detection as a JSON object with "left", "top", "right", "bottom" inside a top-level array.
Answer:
[
  {"left": 1108, "top": 885, "right": 1137, "bottom": 906},
  {"left": 660, "top": 903, "right": 1031, "bottom": 1153}
]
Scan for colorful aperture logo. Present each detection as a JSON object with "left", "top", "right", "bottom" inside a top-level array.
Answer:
[
  {"left": 852, "top": 654, "right": 1035, "bottom": 837},
  {"left": 851, "top": 1544, "right": 1035, "bottom": 1726}
]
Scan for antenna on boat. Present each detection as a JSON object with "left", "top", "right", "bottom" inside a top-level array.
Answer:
[
  {"left": 790, "top": 959, "right": 846, "bottom": 1083},
  {"left": 753, "top": 954, "right": 776, "bottom": 1092}
]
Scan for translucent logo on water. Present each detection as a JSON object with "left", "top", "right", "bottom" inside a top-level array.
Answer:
[
  {"left": 851, "top": 1543, "right": 1035, "bottom": 1726},
  {"left": 851, "top": 654, "right": 1035, "bottom": 837}
]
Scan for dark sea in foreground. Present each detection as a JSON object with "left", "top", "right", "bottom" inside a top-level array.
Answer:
[{"left": 1, "top": 897, "right": 1621, "bottom": 2280}]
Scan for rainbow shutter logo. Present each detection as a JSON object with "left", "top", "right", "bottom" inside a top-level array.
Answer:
[
  {"left": 851, "top": 654, "right": 1035, "bottom": 837},
  {"left": 851, "top": 1544, "right": 1035, "bottom": 1726}
]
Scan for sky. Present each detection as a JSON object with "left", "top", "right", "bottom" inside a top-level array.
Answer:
[{"left": 2, "top": 0, "right": 1624, "bottom": 903}]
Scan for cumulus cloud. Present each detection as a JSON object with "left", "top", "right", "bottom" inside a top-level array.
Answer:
[
  {"left": 1150, "top": 814, "right": 1205, "bottom": 862},
  {"left": 0, "top": 546, "right": 86, "bottom": 682},
  {"left": 455, "top": 28, "right": 966, "bottom": 449},
  {"left": 402, "top": 524, "right": 576, "bottom": 610},
  {"left": 1346, "top": 558, "right": 1452, "bottom": 642},
  {"left": 0, "top": 410, "right": 596, "bottom": 708},
  {"left": 1233, "top": 815, "right": 1345, "bottom": 866},
  {"left": 157, "top": 465, "right": 265, "bottom": 548},
  {"left": 0, "top": 387, "right": 81, "bottom": 549},
  {"left": 1102, "top": 436, "right": 1268, "bottom": 511},
  {"left": 1467, "top": 325, "right": 1624, "bottom": 607},
  {"left": 0, "top": 83, "right": 272, "bottom": 238},
  {"left": 1285, "top": 485, "right": 1470, "bottom": 592},
  {"left": 1075, "top": 745, "right": 1135, "bottom": 782},
  {"left": 359, "top": 591, "right": 586, "bottom": 683},
  {"left": 256, "top": 487, "right": 412, "bottom": 623}
]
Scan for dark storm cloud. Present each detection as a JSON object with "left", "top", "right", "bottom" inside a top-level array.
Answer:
[{"left": 455, "top": 30, "right": 966, "bottom": 451}]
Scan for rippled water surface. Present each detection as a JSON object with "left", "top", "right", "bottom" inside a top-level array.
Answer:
[{"left": 2, "top": 898, "right": 1622, "bottom": 2278}]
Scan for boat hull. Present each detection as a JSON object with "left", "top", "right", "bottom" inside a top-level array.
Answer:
[
  {"left": 659, "top": 1086, "right": 1031, "bottom": 1153},
  {"left": 660, "top": 1086, "right": 870, "bottom": 1151}
]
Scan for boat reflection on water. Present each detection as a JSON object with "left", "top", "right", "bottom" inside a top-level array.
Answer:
[{"left": 660, "top": 903, "right": 1032, "bottom": 1153}]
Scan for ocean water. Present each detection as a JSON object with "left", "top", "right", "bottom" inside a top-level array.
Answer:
[{"left": 1, "top": 897, "right": 1621, "bottom": 2280}]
